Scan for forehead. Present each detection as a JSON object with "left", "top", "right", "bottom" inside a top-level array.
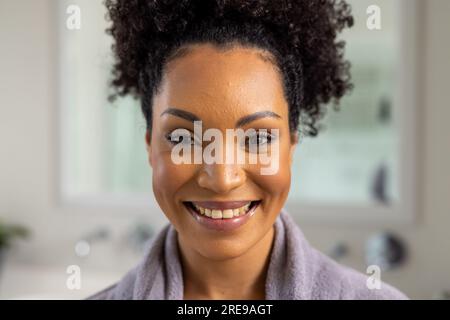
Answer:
[{"left": 153, "top": 43, "right": 288, "bottom": 120}]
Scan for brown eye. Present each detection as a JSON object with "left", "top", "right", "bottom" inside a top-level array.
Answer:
[
  {"left": 165, "top": 129, "right": 200, "bottom": 146},
  {"left": 242, "top": 130, "right": 276, "bottom": 152}
]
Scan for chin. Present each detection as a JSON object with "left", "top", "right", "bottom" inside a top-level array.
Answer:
[{"left": 191, "top": 236, "right": 258, "bottom": 261}]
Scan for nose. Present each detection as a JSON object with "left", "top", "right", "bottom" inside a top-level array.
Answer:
[{"left": 197, "top": 163, "right": 246, "bottom": 194}]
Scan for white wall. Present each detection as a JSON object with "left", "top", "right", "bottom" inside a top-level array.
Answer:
[{"left": 0, "top": 0, "right": 449, "bottom": 299}]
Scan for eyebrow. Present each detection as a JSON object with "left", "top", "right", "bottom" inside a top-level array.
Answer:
[
  {"left": 235, "top": 111, "right": 282, "bottom": 127},
  {"left": 160, "top": 108, "right": 201, "bottom": 123},
  {"left": 160, "top": 108, "right": 281, "bottom": 127}
]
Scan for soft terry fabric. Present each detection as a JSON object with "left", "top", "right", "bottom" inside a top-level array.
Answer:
[{"left": 88, "top": 209, "right": 408, "bottom": 300}]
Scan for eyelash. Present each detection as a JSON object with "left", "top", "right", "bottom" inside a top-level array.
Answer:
[
  {"left": 243, "top": 131, "right": 276, "bottom": 149},
  {"left": 165, "top": 131, "right": 197, "bottom": 146}
]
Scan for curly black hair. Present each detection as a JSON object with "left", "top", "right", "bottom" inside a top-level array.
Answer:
[{"left": 105, "top": 0, "right": 354, "bottom": 137}]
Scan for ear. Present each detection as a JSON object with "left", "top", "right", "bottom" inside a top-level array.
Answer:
[
  {"left": 289, "top": 131, "right": 299, "bottom": 167},
  {"left": 145, "top": 130, "right": 153, "bottom": 168}
]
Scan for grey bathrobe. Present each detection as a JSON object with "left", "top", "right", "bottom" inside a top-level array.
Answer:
[{"left": 88, "top": 209, "right": 408, "bottom": 300}]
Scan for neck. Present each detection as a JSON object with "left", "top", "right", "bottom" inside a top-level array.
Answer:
[{"left": 178, "top": 226, "right": 275, "bottom": 300}]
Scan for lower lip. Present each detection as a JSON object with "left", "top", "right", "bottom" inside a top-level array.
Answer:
[{"left": 184, "top": 202, "right": 260, "bottom": 232}]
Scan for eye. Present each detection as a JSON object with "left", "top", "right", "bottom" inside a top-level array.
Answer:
[
  {"left": 165, "top": 129, "right": 199, "bottom": 146},
  {"left": 242, "top": 130, "right": 276, "bottom": 152}
]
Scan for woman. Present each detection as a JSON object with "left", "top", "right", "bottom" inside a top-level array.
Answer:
[{"left": 90, "top": 0, "right": 407, "bottom": 300}]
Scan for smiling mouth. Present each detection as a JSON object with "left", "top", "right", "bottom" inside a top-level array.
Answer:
[
  {"left": 183, "top": 200, "right": 262, "bottom": 232},
  {"left": 183, "top": 200, "right": 261, "bottom": 219}
]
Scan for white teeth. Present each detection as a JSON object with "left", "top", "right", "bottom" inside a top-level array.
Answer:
[
  {"left": 190, "top": 202, "right": 256, "bottom": 219},
  {"left": 222, "top": 209, "right": 234, "bottom": 219},
  {"left": 211, "top": 210, "right": 222, "bottom": 219}
]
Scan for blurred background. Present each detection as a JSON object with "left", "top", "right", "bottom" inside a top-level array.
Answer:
[{"left": 0, "top": 0, "right": 449, "bottom": 299}]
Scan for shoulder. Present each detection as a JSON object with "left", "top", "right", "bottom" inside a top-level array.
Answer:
[{"left": 310, "top": 248, "right": 408, "bottom": 300}]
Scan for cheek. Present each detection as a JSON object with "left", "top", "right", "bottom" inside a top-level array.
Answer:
[
  {"left": 249, "top": 142, "right": 292, "bottom": 199},
  {"left": 252, "top": 165, "right": 291, "bottom": 201},
  {"left": 150, "top": 150, "right": 194, "bottom": 203}
]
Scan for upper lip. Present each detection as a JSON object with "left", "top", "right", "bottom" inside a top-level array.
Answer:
[{"left": 186, "top": 200, "right": 259, "bottom": 210}]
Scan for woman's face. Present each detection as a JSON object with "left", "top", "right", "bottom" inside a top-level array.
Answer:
[{"left": 146, "top": 43, "right": 297, "bottom": 260}]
